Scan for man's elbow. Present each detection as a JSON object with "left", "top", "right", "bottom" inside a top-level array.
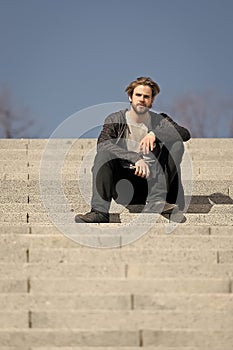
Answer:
[{"left": 182, "top": 129, "right": 191, "bottom": 142}]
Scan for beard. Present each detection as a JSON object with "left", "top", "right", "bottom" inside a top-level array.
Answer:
[{"left": 131, "top": 102, "right": 150, "bottom": 115}]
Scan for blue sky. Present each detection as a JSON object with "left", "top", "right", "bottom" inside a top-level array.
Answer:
[{"left": 0, "top": 0, "right": 232, "bottom": 137}]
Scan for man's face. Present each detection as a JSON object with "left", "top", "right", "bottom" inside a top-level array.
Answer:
[{"left": 130, "top": 85, "right": 155, "bottom": 115}]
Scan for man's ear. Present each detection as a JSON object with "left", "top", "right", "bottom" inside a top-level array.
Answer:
[
  {"left": 150, "top": 96, "right": 155, "bottom": 108},
  {"left": 129, "top": 96, "right": 132, "bottom": 102}
]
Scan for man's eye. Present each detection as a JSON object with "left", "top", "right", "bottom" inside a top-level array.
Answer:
[{"left": 135, "top": 93, "right": 150, "bottom": 98}]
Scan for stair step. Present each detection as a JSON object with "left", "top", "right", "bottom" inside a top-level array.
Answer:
[
  {"left": 143, "top": 329, "right": 233, "bottom": 347},
  {"left": 1, "top": 202, "right": 232, "bottom": 214},
  {"left": 27, "top": 278, "right": 231, "bottom": 294},
  {"left": 8, "top": 310, "right": 233, "bottom": 331},
  {"left": 0, "top": 293, "right": 232, "bottom": 311},
  {"left": 15, "top": 248, "right": 224, "bottom": 264},
  {"left": 0, "top": 181, "right": 232, "bottom": 199},
  {"left": 25, "top": 212, "right": 233, "bottom": 225},
  {"left": 0, "top": 329, "right": 233, "bottom": 348},
  {"left": 0, "top": 213, "right": 232, "bottom": 226},
  {"left": 0, "top": 329, "right": 139, "bottom": 347},
  {"left": 28, "top": 224, "right": 232, "bottom": 235},
  {"left": 2, "top": 233, "right": 233, "bottom": 250},
  {"left": 1, "top": 262, "right": 233, "bottom": 279}
]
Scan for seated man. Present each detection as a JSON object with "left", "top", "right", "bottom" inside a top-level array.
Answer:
[{"left": 75, "top": 76, "right": 191, "bottom": 223}]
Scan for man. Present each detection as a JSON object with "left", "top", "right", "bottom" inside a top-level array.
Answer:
[{"left": 75, "top": 77, "right": 191, "bottom": 223}]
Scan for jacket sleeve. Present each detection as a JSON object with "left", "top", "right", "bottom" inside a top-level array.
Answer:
[
  {"left": 151, "top": 112, "right": 191, "bottom": 143},
  {"left": 97, "top": 114, "right": 142, "bottom": 164}
]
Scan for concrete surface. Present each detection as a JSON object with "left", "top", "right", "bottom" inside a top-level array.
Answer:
[{"left": 0, "top": 138, "right": 233, "bottom": 349}]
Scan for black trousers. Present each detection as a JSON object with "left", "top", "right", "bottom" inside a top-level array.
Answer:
[{"left": 91, "top": 141, "right": 185, "bottom": 213}]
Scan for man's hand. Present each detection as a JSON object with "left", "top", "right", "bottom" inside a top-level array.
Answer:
[
  {"left": 139, "top": 131, "right": 156, "bottom": 154},
  {"left": 134, "top": 159, "right": 150, "bottom": 178}
]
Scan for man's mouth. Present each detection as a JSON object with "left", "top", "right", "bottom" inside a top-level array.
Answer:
[{"left": 131, "top": 103, "right": 148, "bottom": 115}]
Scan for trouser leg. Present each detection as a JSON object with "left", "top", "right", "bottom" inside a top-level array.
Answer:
[
  {"left": 146, "top": 159, "right": 167, "bottom": 202},
  {"left": 165, "top": 141, "right": 185, "bottom": 209},
  {"left": 146, "top": 141, "right": 185, "bottom": 206},
  {"left": 91, "top": 151, "right": 118, "bottom": 213},
  {"left": 91, "top": 150, "right": 148, "bottom": 213},
  {"left": 166, "top": 140, "right": 184, "bottom": 183}
]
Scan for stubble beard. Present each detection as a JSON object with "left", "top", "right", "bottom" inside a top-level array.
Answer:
[{"left": 131, "top": 103, "right": 150, "bottom": 115}]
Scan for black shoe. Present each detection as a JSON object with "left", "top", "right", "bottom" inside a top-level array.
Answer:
[
  {"left": 75, "top": 210, "right": 109, "bottom": 223},
  {"left": 143, "top": 201, "right": 179, "bottom": 214}
]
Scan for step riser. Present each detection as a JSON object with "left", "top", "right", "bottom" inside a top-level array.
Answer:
[
  {"left": 0, "top": 293, "right": 232, "bottom": 311},
  {"left": 0, "top": 330, "right": 233, "bottom": 347}
]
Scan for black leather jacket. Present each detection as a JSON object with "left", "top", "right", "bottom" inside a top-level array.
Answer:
[{"left": 97, "top": 109, "right": 191, "bottom": 164}]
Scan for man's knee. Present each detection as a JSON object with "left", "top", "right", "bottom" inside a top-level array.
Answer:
[
  {"left": 92, "top": 150, "right": 117, "bottom": 173},
  {"left": 168, "top": 140, "right": 184, "bottom": 164},
  {"left": 93, "top": 150, "right": 114, "bottom": 164},
  {"left": 170, "top": 140, "right": 184, "bottom": 154}
]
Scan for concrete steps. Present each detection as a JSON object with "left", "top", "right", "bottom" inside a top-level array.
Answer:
[{"left": 0, "top": 138, "right": 233, "bottom": 349}]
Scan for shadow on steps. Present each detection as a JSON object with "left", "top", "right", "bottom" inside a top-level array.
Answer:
[
  {"left": 188, "top": 192, "right": 233, "bottom": 213},
  {"left": 108, "top": 192, "right": 233, "bottom": 223}
]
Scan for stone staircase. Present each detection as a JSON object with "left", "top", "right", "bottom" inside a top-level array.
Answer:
[{"left": 0, "top": 138, "right": 233, "bottom": 349}]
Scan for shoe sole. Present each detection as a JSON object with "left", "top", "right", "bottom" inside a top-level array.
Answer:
[
  {"left": 162, "top": 205, "right": 179, "bottom": 214},
  {"left": 75, "top": 216, "right": 109, "bottom": 223}
]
